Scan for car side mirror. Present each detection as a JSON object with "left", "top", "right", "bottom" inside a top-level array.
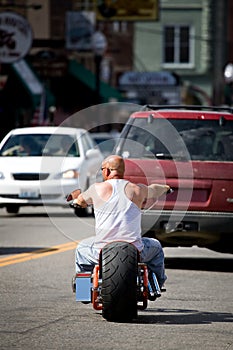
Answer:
[{"left": 85, "top": 149, "right": 100, "bottom": 159}]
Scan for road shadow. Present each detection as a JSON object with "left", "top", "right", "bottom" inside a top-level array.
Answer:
[
  {"left": 165, "top": 257, "right": 233, "bottom": 272},
  {"left": 0, "top": 210, "right": 95, "bottom": 218},
  {"left": 0, "top": 247, "right": 58, "bottom": 255},
  {"left": 0, "top": 211, "right": 75, "bottom": 218},
  {"left": 136, "top": 308, "right": 233, "bottom": 325}
]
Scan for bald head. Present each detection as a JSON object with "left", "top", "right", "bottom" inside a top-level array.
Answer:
[{"left": 101, "top": 155, "right": 125, "bottom": 179}]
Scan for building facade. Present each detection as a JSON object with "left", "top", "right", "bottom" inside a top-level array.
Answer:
[{"left": 0, "top": 0, "right": 232, "bottom": 138}]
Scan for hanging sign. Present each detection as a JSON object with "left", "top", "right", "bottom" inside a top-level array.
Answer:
[
  {"left": 96, "top": 0, "right": 159, "bottom": 21},
  {"left": 0, "top": 11, "right": 33, "bottom": 63}
]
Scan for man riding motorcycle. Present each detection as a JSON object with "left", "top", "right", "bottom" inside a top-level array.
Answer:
[{"left": 68, "top": 154, "right": 170, "bottom": 289}]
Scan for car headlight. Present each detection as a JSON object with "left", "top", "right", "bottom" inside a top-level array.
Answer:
[
  {"left": 0, "top": 172, "right": 5, "bottom": 180},
  {"left": 62, "top": 170, "right": 79, "bottom": 179}
]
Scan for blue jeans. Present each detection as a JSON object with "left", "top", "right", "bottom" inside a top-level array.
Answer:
[
  {"left": 75, "top": 236, "right": 167, "bottom": 287},
  {"left": 75, "top": 237, "right": 99, "bottom": 272},
  {"left": 140, "top": 237, "right": 167, "bottom": 287}
]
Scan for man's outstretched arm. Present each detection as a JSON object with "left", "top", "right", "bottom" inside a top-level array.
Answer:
[{"left": 148, "top": 184, "right": 171, "bottom": 199}]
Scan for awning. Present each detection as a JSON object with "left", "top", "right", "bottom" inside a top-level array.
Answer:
[
  {"left": 11, "top": 59, "right": 55, "bottom": 108},
  {"left": 68, "top": 59, "right": 122, "bottom": 102}
]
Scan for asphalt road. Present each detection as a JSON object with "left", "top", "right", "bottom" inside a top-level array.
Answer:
[{"left": 0, "top": 207, "right": 233, "bottom": 350}]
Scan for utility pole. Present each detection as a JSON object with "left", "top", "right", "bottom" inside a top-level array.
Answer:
[{"left": 212, "top": 0, "right": 227, "bottom": 106}]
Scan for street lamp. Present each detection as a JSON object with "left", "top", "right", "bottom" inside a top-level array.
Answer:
[{"left": 92, "top": 30, "right": 107, "bottom": 105}]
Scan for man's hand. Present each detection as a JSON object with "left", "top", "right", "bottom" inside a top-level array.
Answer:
[
  {"left": 73, "top": 194, "right": 88, "bottom": 208},
  {"left": 148, "top": 184, "right": 171, "bottom": 198},
  {"left": 66, "top": 189, "right": 81, "bottom": 202},
  {"left": 166, "top": 187, "right": 174, "bottom": 194}
]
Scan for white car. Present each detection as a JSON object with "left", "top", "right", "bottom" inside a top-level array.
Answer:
[{"left": 0, "top": 126, "right": 103, "bottom": 215}]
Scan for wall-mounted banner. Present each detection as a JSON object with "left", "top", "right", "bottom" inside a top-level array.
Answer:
[{"left": 0, "top": 11, "right": 33, "bottom": 63}]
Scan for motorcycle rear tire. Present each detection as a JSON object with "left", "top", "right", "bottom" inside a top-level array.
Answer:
[{"left": 101, "top": 242, "right": 138, "bottom": 322}]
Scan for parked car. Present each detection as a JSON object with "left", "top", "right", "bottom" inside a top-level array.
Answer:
[
  {"left": 91, "top": 132, "right": 119, "bottom": 157},
  {"left": 0, "top": 126, "right": 103, "bottom": 215},
  {"left": 115, "top": 105, "right": 233, "bottom": 253}
]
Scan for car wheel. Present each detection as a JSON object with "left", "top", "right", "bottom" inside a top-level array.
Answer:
[{"left": 6, "top": 205, "right": 20, "bottom": 214}]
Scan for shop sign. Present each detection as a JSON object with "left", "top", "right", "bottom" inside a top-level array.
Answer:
[
  {"left": 66, "top": 11, "right": 95, "bottom": 51},
  {"left": 96, "top": 0, "right": 159, "bottom": 21},
  {"left": 119, "top": 71, "right": 178, "bottom": 87},
  {"left": 119, "top": 71, "right": 180, "bottom": 105},
  {"left": 0, "top": 11, "right": 33, "bottom": 63}
]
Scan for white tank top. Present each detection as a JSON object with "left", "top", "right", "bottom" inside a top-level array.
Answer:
[{"left": 93, "top": 179, "right": 143, "bottom": 251}]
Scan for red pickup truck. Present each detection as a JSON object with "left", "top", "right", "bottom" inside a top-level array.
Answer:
[{"left": 116, "top": 105, "right": 233, "bottom": 253}]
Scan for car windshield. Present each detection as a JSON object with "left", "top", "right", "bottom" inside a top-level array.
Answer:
[
  {"left": 93, "top": 137, "right": 117, "bottom": 155},
  {"left": 0, "top": 134, "right": 80, "bottom": 157},
  {"left": 117, "top": 118, "right": 233, "bottom": 161}
]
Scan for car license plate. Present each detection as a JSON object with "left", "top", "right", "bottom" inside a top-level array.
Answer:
[{"left": 19, "top": 189, "right": 40, "bottom": 199}]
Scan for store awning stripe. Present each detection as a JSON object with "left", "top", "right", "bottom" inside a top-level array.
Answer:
[{"left": 68, "top": 59, "right": 122, "bottom": 101}]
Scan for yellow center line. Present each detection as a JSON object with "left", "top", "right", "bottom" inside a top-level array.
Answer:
[{"left": 0, "top": 241, "right": 78, "bottom": 267}]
